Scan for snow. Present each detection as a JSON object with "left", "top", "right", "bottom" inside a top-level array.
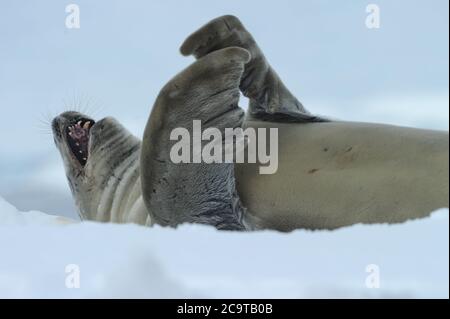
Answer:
[
  {"left": 0, "top": 196, "right": 448, "bottom": 298},
  {"left": 0, "top": 197, "right": 75, "bottom": 226}
]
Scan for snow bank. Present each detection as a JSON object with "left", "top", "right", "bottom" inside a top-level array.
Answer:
[
  {"left": 0, "top": 196, "right": 448, "bottom": 298},
  {"left": 0, "top": 197, "right": 75, "bottom": 226}
]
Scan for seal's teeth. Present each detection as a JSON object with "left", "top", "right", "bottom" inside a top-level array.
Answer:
[
  {"left": 83, "top": 121, "right": 91, "bottom": 129},
  {"left": 79, "top": 150, "right": 83, "bottom": 154},
  {"left": 83, "top": 158, "right": 87, "bottom": 161},
  {"left": 75, "top": 142, "right": 79, "bottom": 146},
  {"left": 77, "top": 121, "right": 82, "bottom": 126}
]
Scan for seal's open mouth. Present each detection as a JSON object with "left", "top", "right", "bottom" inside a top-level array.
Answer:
[{"left": 66, "top": 118, "right": 95, "bottom": 166}]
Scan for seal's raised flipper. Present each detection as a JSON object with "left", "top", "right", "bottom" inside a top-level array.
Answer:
[
  {"left": 180, "top": 15, "right": 327, "bottom": 123},
  {"left": 141, "top": 47, "right": 250, "bottom": 230}
]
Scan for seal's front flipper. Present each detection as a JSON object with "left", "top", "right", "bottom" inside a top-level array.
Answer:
[
  {"left": 180, "top": 15, "right": 327, "bottom": 123},
  {"left": 141, "top": 47, "right": 250, "bottom": 230}
]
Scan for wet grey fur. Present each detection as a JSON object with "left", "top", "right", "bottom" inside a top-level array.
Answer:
[
  {"left": 141, "top": 15, "right": 324, "bottom": 230},
  {"left": 180, "top": 15, "right": 327, "bottom": 123}
]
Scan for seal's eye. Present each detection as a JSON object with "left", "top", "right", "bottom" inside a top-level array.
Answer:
[{"left": 66, "top": 119, "right": 95, "bottom": 166}]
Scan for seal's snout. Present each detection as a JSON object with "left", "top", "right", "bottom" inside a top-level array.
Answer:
[{"left": 51, "top": 117, "right": 62, "bottom": 139}]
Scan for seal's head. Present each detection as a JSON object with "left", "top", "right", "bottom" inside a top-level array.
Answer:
[{"left": 52, "top": 111, "right": 141, "bottom": 220}]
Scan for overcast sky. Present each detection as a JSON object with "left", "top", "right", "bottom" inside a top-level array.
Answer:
[{"left": 0, "top": 0, "right": 448, "bottom": 218}]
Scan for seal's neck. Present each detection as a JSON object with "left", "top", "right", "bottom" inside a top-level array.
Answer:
[{"left": 75, "top": 118, "right": 142, "bottom": 221}]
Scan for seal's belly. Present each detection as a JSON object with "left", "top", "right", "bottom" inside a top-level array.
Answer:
[{"left": 236, "top": 120, "right": 449, "bottom": 231}]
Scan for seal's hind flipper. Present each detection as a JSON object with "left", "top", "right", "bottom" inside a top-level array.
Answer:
[
  {"left": 141, "top": 47, "right": 250, "bottom": 230},
  {"left": 180, "top": 15, "right": 327, "bottom": 123}
]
